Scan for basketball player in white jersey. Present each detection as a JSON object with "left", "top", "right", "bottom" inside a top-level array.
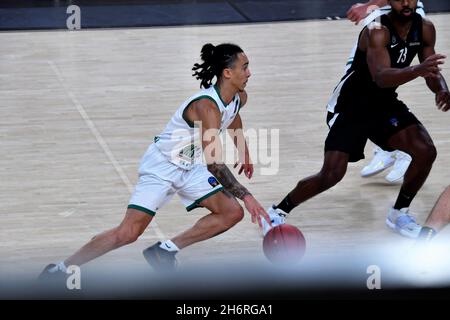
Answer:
[
  {"left": 40, "top": 43, "right": 271, "bottom": 277},
  {"left": 347, "top": 0, "right": 425, "bottom": 183}
]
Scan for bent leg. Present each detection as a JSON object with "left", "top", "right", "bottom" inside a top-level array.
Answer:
[
  {"left": 279, "top": 111, "right": 366, "bottom": 212},
  {"left": 287, "top": 151, "right": 349, "bottom": 207},
  {"left": 64, "top": 208, "right": 153, "bottom": 267},
  {"left": 424, "top": 185, "right": 450, "bottom": 232},
  {"left": 386, "top": 124, "right": 437, "bottom": 195},
  {"left": 171, "top": 191, "right": 244, "bottom": 249}
]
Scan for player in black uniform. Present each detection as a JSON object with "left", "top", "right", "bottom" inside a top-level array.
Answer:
[{"left": 263, "top": 0, "right": 450, "bottom": 238}]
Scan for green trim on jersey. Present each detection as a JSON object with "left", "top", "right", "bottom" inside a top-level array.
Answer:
[
  {"left": 182, "top": 95, "right": 220, "bottom": 128},
  {"left": 127, "top": 204, "right": 156, "bottom": 216},
  {"left": 186, "top": 187, "right": 224, "bottom": 212}
]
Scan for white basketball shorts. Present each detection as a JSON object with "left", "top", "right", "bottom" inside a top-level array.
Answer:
[{"left": 128, "top": 144, "right": 223, "bottom": 215}]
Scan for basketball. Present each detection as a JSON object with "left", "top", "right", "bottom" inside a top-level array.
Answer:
[{"left": 263, "top": 224, "right": 306, "bottom": 264}]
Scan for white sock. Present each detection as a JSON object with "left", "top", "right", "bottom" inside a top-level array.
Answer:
[{"left": 159, "top": 240, "right": 179, "bottom": 252}]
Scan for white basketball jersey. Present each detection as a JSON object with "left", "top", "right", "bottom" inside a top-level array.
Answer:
[{"left": 153, "top": 85, "right": 241, "bottom": 170}]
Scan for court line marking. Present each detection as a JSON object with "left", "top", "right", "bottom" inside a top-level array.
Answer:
[{"left": 48, "top": 60, "right": 165, "bottom": 239}]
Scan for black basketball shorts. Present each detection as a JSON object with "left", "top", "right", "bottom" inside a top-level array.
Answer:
[{"left": 324, "top": 100, "right": 421, "bottom": 162}]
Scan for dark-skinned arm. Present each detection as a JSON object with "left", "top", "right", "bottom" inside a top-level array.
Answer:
[
  {"left": 419, "top": 19, "right": 450, "bottom": 111},
  {"left": 366, "top": 25, "right": 445, "bottom": 88}
]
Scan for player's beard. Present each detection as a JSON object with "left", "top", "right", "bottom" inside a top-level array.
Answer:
[{"left": 392, "top": 7, "right": 416, "bottom": 23}]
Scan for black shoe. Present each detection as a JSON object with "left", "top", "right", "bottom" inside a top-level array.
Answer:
[{"left": 143, "top": 242, "right": 177, "bottom": 271}]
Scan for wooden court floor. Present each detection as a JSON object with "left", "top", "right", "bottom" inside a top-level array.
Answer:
[{"left": 1, "top": 14, "right": 449, "bottom": 277}]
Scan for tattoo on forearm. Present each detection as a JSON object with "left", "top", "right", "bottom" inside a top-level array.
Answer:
[{"left": 207, "top": 163, "right": 251, "bottom": 200}]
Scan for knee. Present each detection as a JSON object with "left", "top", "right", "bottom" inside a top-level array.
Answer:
[
  {"left": 411, "top": 143, "right": 437, "bottom": 166},
  {"left": 223, "top": 204, "right": 244, "bottom": 228},
  {"left": 319, "top": 167, "right": 346, "bottom": 189},
  {"left": 115, "top": 227, "right": 141, "bottom": 246},
  {"left": 427, "top": 144, "right": 437, "bottom": 164}
]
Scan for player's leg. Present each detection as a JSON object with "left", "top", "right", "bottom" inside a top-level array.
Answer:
[
  {"left": 39, "top": 207, "right": 154, "bottom": 278},
  {"left": 260, "top": 150, "right": 349, "bottom": 235},
  {"left": 40, "top": 144, "right": 174, "bottom": 276},
  {"left": 387, "top": 124, "right": 437, "bottom": 206},
  {"left": 143, "top": 167, "right": 243, "bottom": 270},
  {"left": 382, "top": 123, "right": 437, "bottom": 237},
  {"left": 417, "top": 185, "right": 450, "bottom": 241},
  {"left": 142, "top": 191, "right": 243, "bottom": 270},
  {"left": 171, "top": 190, "right": 243, "bottom": 249},
  {"left": 262, "top": 112, "right": 364, "bottom": 234},
  {"left": 278, "top": 111, "right": 366, "bottom": 213},
  {"left": 281, "top": 150, "right": 349, "bottom": 210},
  {"left": 64, "top": 208, "right": 153, "bottom": 267}
]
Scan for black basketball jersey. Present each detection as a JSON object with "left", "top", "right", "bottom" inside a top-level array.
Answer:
[
  {"left": 381, "top": 13, "right": 423, "bottom": 71},
  {"left": 328, "top": 13, "right": 423, "bottom": 114}
]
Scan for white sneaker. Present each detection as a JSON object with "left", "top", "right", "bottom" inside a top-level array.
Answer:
[
  {"left": 360, "top": 147, "right": 396, "bottom": 177},
  {"left": 385, "top": 151, "right": 412, "bottom": 183},
  {"left": 261, "top": 205, "right": 287, "bottom": 236},
  {"left": 386, "top": 207, "right": 422, "bottom": 238}
]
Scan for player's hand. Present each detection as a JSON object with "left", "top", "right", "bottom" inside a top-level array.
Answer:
[
  {"left": 233, "top": 153, "right": 253, "bottom": 179},
  {"left": 243, "top": 195, "right": 271, "bottom": 228},
  {"left": 436, "top": 89, "right": 450, "bottom": 112},
  {"left": 416, "top": 54, "right": 446, "bottom": 78},
  {"left": 347, "top": 3, "right": 369, "bottom": 25}
]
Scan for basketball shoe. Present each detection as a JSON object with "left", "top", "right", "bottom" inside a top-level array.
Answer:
[
  {"left": 360, "top": 146, "right": 395, "bottom": 177},
  {"left": 386, "top": 207, "right": 422, "bottom": 238},
  {"left": 261, "top": 205, "right": 287, "bottom": 236},
  {"left": 143, "top": 242, "right": 178, "bottom": 271},
  {"left": 38, "top": 263, "right": 68, "bottom": 286},
  {"left": 385, "top": 151, "right": 412, "bottom": 183}
]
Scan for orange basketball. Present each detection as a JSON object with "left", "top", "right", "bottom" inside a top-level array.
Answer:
[{"left": 263, "top": 224, "right": 306, "bottom": 264}]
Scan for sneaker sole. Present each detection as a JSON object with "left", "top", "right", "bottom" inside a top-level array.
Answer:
[
  {"left": 143, "top": 248, "right": 177, "bottom": 270},
  {"left": 143, "top": 248, "right": 160, "bottom": 268}
]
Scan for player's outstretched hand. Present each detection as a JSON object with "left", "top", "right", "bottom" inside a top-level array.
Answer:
[
  {"left": 436, "top": 89, "right": 450, "bottom": 112},
  {"left": 416, "top": 54, "right": 446, "bottom": 78},
  {"left": 243, "top": 195, "right": 271, "bottom": 228},
  {"left": 234, "top": 154, "right": 254, "bottom": 179}
]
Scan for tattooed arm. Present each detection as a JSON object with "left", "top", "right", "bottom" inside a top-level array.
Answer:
[
  {"left": 187, "top": 98, "right": 251, "bottom": 199},
  {"left": 207, "top": 162, "right": 251, "bottom": 200},
  {"left": 184, "top": 97, "right": 270, "bottom": 226}
]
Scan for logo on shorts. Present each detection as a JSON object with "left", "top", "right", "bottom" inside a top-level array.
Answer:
[
  {"left": 390, "top": 118, "right": 399, "bottom": 127},
  {"left": 208, "top": 176, "right": 219, "bottom": 187}
]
